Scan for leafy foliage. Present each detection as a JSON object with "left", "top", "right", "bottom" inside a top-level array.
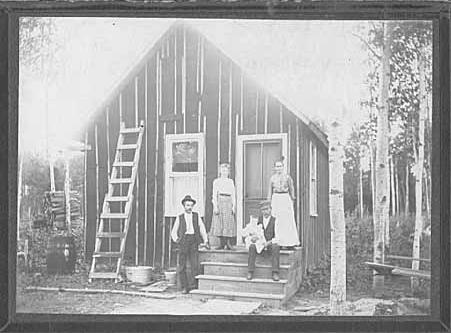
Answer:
[
  {"left": 19, "top": 17, "right": 58, "bottom": 75},
  {"left": 300, "top": 214, "right": 431, "bottom": 295}
]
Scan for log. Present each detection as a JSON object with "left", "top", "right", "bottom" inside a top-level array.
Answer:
[{"left": 25, "top": 286, "right": 176, "bottom": 299}]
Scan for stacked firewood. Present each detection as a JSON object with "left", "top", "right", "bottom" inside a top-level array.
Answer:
[{"left": 43, "top": 191, "right": 81, "bottom": 228}]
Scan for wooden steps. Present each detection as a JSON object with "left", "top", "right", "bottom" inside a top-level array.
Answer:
[
  {"left": 199, "top": 248, "right": 294, "bottom": 265},
  {"left": 197, "top": 274, "right": 287, "bottom": 294},
  {"left": 202, "top": 261, "right": 290, "bottom": 280},
  {"left": 191, "top": 247, "right": 304, "bottom": 308},
  {"left": 190, "top": 289, "right": 284, "bottom": 308}
]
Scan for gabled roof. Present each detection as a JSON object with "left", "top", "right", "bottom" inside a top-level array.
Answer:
[{"left": 80, "top": 20, "right": 328, "bottom": 146}]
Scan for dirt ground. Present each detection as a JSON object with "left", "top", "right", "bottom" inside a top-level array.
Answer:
[{"left": 16, "top": 271, "right": 430, "bottom": 316}]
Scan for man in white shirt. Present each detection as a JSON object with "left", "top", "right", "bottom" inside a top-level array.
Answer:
[
  {"left": 246, "top": 200, "right": 280, "bottom": 281},
  {"left": 171, "top": 195, "right": 210, "bottom": 294}
]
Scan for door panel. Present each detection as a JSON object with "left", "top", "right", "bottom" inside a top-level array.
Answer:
[
  {"left": 244, "top": 142, "right": 262, "bottom": 199},
  {"left": 262, "top": 141, "right": 282, "bottom": 198},
  {"left": 243, "top": 140, "right": 282, "bottom": 227}
]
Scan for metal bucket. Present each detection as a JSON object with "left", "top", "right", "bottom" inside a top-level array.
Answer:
[
  {"left": 124, "top": 266, "right": 154, "bottom": 284},
  {"left": 164, "top": 270, "right": 177, "bottom": 285}
]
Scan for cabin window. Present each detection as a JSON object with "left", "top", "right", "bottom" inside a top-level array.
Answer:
[
  {"left": 309, "top": 141, "right": 318, "bottom": 216},
  {"left": 165, "top": 133, "right": 204, "bottom": 217}
]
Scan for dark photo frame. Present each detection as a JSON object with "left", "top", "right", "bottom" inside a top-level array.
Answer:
[{"left": 0, "top": 1, "right": 450, "bottom": 332}]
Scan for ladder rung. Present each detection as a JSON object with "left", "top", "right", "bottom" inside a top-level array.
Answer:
[
  {"left": 117, "top": 144, "right": 138, "bottom": 150},
  {"left": 93, "top": 252, "right": 122, "bottom": 258},
  {"left": 89, "top": 272, "right": 119, "bottom": 279},
  {"left": 105, "top": 196, "right": 129, "bottom": 202},
  {"left": 120, "top": 127, "right": 141, "bottom": 134},
  {"left": 110, "top": 178, "right": 132, "bottom": 184},
  {"left": 101, "top": 213, "right": 128, "bottom": 219},
  {"left": 97, "top": 232, "right": 125, "bottom": 238},
  {"left": 113, "top": 161, "right": 135, "bottom": 167}
]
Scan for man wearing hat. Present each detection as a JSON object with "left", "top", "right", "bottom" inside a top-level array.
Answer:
[
  {"left": 171, "top": 195, "right": 210, "bottom": 294},
  {"left": 246, "top": 200, "right": 280, "bottom": 281}
]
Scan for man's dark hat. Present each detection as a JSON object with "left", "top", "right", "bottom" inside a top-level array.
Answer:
[
  {"left": 181, "top": 195, "right": 196, "bottom": 206},
  {"left": 260, "top": 200, "right": 271, "bottom": 209}
]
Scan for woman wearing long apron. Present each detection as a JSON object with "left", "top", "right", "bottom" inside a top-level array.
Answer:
[
  {"left": 210, "top": 163, "right": 236, "bottom": 250},
  {"left": 268, "top": 159, "right": 300, "bottom": 248}
]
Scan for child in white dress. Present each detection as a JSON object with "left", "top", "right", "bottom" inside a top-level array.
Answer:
[{"left": 242, "top": 216, "right": 266, "bottom": 254}]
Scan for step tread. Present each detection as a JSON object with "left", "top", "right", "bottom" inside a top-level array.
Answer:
[
  {"left": 190, "top": 289, "right": 284, "bottom": 300},
  {"left": 199, "top": 248, "right": 296, "bottom": 255},
  {"left": 201, "top": 261, "right": 291, "bottom": 269},
  {"left": 196, "top": 274, "right": 287, "bottom": 284}
]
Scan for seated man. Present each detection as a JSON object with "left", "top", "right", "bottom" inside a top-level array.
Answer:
[
  {"left": 171, "top": 195, "right": 210, "bottom": 294},
  {"left": 245, "top": 200, "right": 280, "bottom": 281}
]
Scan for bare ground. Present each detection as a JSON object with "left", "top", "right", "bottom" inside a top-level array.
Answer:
[{"left": 16, "top": 271, "right": 429, "bottom": 316}]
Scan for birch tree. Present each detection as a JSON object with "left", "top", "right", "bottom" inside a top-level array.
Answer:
[
  {"left": 329, "top": 114, "right": 346, "bottom": 315},
  {"left": 411, "top": 52, "right": 427, "bottom": 290},
  {"left": 373, "top": 22, "right": 393, "bottom": 296}
]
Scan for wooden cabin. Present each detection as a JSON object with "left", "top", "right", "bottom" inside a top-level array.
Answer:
[{"left": 80, "top": 22, "right": 330, "bottom": 278}]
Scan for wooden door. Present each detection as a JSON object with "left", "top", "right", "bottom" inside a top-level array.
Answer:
[{"left": 242, "top": 140, "right": 282, "bottom": 227}]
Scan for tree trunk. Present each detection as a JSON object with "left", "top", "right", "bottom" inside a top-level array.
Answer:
[
  {"left": 424, "top": 170, "right": 430, "bottom": 217},
  {"left": 395, "top": 158, "right": 400, "bottom": 215},
  {"left": 412, "top": 52, "right": 427, "bottom": 290},
  {"left": 17, "top": 152, "right": 24, "bottom": 241},
  {"left": 386, "top": 157, "right": 393, "bottom": 246},
  {"left": 359, "top": 156, "right": 364, "bottom": 218},
  {"left": 373, "top": 22, "right": 393, "bottom": 296},
  {"left": 405, "top": 161, "right": 410, "bottom": 215},
  {"left": 389, "top": 157, "right": 394, "bottom": 216},
  {"left": 370, "top": 143, "right": 376, "bottom": 216},
  {"left": 329, "top": 117, "right": 347, "bottom": 315},
  {"left": 64, "top": 155, "right": 72, "bottom": 234},
  {"left": 49, "top": 156, "right": 56, "bottom": 192}
]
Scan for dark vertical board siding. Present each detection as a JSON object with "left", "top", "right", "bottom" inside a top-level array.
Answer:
[
  {"left": 121, "top": 81, "right": 137, "bottom": 263},
  {"left": 289, "top": 118, "right": 297, "bottom": 205},
  {"left": 220, "top": 61, "right": 230, "bottom": 164},
  {"left": 241, "top": 77, "right": 257, "bottom": 135},
  {"left": 155, "top": 47, "right": 166, "bottom": 267},
  {"left": 85, "top": 126, "right": 97, "bottom": 259},
  {"left": 230, "top": 64, "right": 241, "bottom": 180},
  {"left": 203, "top": 43, "right": 220, "bottom": 231},
  {"left": 108, "top": 98, "right": 120, "bottom": 169},
  {"left": 162, "top": 43, "right": 175, "bottom": 135},
  {"left": 137, "top": 71, "right": 146, "bottom": 264},
  {"left": 185, "top": 27, "right": 199, "bottom": 134},
  {"left": 176, "top": 28, "right": 185, "bottom": 133},
  {"left": 122, "top": 81, "right": 135, "bottom": 128},
  {"left": 146, "top": 58, "right": 157, "bottom": 265},
  {"left": 96, "top": 115, "right": 109, "bottom": 251},
  {"left": 256, "top": 90, "right": 265, "bottom": 134},
  {"left": 267, "top": 96, "right": 280, "bottom": 134}
]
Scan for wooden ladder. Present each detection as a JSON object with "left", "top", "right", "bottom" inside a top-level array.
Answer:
[{"left": 88, "top": 120, "right": 145, "bottom": 282}]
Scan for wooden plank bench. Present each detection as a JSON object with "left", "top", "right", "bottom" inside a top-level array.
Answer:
[{"left": 365, "top": 257, "right": 431, "bottom": 281}]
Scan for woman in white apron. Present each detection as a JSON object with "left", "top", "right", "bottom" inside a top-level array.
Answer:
[{"left": 268, "top": 159, "right": 299, "bottom": 248}]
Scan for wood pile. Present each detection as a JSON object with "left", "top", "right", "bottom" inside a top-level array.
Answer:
[{"left": 43, "top": 191, "right": 81, "bottom": 228}]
